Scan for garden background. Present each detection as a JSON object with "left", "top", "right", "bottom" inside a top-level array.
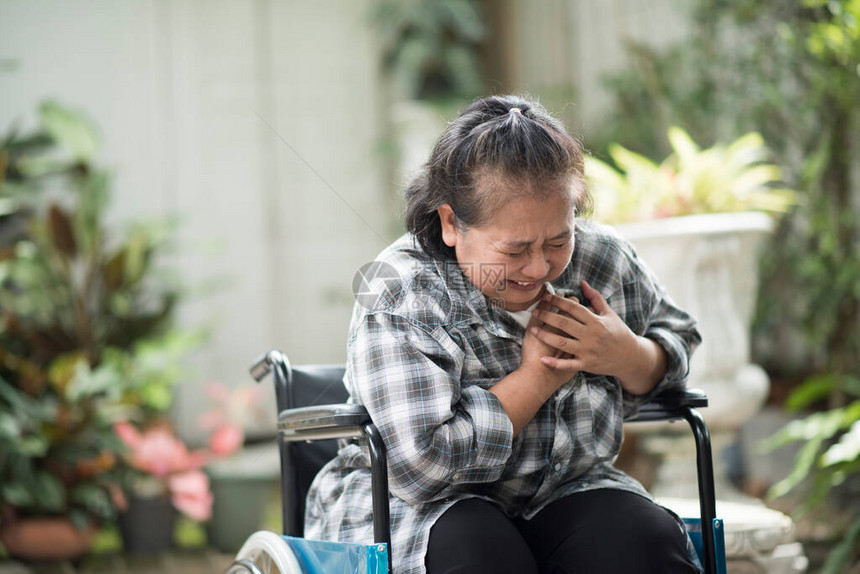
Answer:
[{"left": 1, "top": 1, "right": 858, "bottom": 573}]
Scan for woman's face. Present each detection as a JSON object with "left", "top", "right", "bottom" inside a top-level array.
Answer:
[{"left": 438, "top": 179, "right": 577, "bottom": 312}]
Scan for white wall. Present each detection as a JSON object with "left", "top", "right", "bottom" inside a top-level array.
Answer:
[
  {"left": 1, "top": 0, "right": 696, "bottom": 440},
  {"left": 0, "top": 0, "right": 393, "bottom": 440}
]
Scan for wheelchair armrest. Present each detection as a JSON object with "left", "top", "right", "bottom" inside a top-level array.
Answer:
[
  {"left": 277, "top": 403, "right": 372, "bottom": 441},
  {"left": 627, "top": 387, "right": 709, "bottom": 422}
]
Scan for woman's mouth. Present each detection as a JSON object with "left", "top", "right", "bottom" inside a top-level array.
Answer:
[{"left": 507, "top": 279, "right": 541, "bottom": 292}]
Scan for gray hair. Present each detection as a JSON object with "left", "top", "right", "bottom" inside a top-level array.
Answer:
[{"left": 404, "top": 94, "right": 590, "bottom": 260}]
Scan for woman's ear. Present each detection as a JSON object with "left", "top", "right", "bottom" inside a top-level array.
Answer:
[{"left": 437, "top": 204, "right": 459, "bottom": 247}]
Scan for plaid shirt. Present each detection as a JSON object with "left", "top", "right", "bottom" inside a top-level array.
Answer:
[{"left": 304, "top": 220, "right": 702, "bottom": 574}]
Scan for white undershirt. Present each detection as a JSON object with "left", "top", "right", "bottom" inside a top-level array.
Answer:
[{"left": 501, "top": 282, "right": 556, "bottom": 329}]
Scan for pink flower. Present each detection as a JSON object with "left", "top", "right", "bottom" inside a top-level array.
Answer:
[
  {"left": 208, "top": 424, "right": 244, "bottom": 457},
  {"left": 204, "top": 381, "right": 232, "bottom": 403},
  {"left": 114, "top": 423, "right": 208, "bottom": 477},
  {"left": 109, "top": 484, "right": 128, "bottom": 512},
  {"left": 168, "top": 470, "right": 213, "bottom": 521},
  {"left": 114, "top": 421, "right": 142, "bottom": 450},
  {"left": 197, "top": 382, "right": 265, "bottom": 457},
  {"left": 114, "top": 421, "right": 214, "bottom": 521}
]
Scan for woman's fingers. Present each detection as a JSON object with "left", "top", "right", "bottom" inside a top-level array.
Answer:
[
  {"left": 530, "top": 325, "right": 578, "bottom": 355},
  {"left": 539, "top": 355, "right": 583, "bottom": 371},
  {"left": 580, "top": 280, "right": 609, "bottom": 314},
  {"left": 542, "top": 293, "right": 594, "bottom": 324},
  {"left": 532, "top": 306, "right": 586, "bottom": 339}
]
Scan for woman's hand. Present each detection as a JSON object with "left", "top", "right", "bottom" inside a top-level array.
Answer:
[
  {"left": 520, "top": 299, "right": 579, "bottom": 391},
  {"left": 530, "top": 281, "right": 668, "bottom": 395},
  {"left": 491, "top": 294, "right": 581, "bottom": 436}
]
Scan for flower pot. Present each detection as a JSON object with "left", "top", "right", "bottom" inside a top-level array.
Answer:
[
  {"left": 0, "top": 516, "right": 95, "bottom": 561},
  {"left": 205, "top": 444, "right": 281, "bottom": 552},
  {"left": 118, "top": 494, "right": 177, "bottom": 554},
  {"left": 617, "top": 212, "right": 777, "bottom": 502},
  {"left": 616, "top": 211, "right": 774, "bottom": 432}
]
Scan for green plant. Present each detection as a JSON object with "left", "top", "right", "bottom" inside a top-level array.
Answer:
[
  {"left": 590, "top": 0, "right": 860, "bottom": 380},
  {"left": 760, "top": 375, "right": 860, "bottom": 574},
  {"left": 371, "top": 0, "right": 486, "bottom": 100},
  {"left": 586, "top": 126, "right": 795, "bottom": 224},
  {"left": 0, "top": 102, "right": 202, "bottom": 529},
  {"left": 589, "top": 2, "right": 860, "bottom": 569}
]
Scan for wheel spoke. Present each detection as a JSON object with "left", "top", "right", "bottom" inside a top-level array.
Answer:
[{"left": 260, "top": 552, "right": 279, "bottom": 574}]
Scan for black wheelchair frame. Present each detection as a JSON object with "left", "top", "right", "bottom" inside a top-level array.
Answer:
[{"left": 251, "top": 349, "right": 719, "bottom": 574}]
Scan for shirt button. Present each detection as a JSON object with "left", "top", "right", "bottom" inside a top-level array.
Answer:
[
  {"left": 554, "top": 462, "right": 562, "bottom": 472},
  {"left": 452, "top": 472, "right": 461, "bottom": 481}
]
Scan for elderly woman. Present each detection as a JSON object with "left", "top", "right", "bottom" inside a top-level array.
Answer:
[{"left": 304, "top": 95, "right": 703, "bottom": 574}]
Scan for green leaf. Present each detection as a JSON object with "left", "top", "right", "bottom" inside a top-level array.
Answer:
[
  {"left": 175, "top": 516, "right": 206, "bottom": 548},
  {"left": 820, "top": 514, "right": 860, "bottom": 574},
  {"left": 1, "top": 482, "right": 35, "bottom": 507},
  {"left": 66, "top": 359, "right": 120, "bottom": 402},
  {"left": 0, "top": 198, "right": 17, "bottom": 217},
  {"left": 15, "top": 156, "right": 73, "bottom": 178},
  {"left": 33, "top": 470, "right": 66, "bottom": 512},
  {"left": 17, "top": 436, "right": 50, "bottom": 457},
  {"left": 39, "top": 102, "right": 99, "bottom": 162},
  {"left": 766, "top": 435, "right": 823, "bottom": 499},
  {"left": 140, "top": 383, "right": 172, "bottom": 411},
  {"left": 0, "top": 413, "right": 21, "bottom": 439},
  {"left": 394, "top": 37, "right": 436, "bottom": 98},
  {"left": 760, "top": 404, "right": 857, "bottom": 451},
  {"left": 724, "top": 131, "right": 765, "bottom": 159},
  {"left": 443, "top": 45, "right": 481, "bottom": 97},
  {"left": 68, "top": 508, "right": 90, "bottom": 530},
  {"left": 124, "top": 230, "right": 148, "bottom": 286},
  {"left": 667, "top": 126, "right": 699, "bottom": 163},
  {"left": 445, "top": 0, "right": 486, "bottom": 42},
  {"left": 70, "top": 484, "right": 115, "bottom": 519},
  {"left": 821, "top": 420, "right": 860, "bottom": 467},
  {"left": 786, "top": 374, "right": 840, "bottom": 411},
  {"left": 608, "top": 143, "right": 659, "bottom": 174}
]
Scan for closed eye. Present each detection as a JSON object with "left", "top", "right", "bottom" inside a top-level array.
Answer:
[{"left": 504, "top": 241, "right": 568, "bottom": 257}]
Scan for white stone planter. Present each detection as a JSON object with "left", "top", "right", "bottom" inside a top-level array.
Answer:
[
  {"left": 616, "top": 212, "right": 775, "bottom": 432},
  {"left": 616, "top": 213, "right": 807, "bottom": 572}
]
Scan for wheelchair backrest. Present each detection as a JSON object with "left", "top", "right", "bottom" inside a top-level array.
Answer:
[{"left": 284, "top": 364, "right": 348, "bottom": 535}]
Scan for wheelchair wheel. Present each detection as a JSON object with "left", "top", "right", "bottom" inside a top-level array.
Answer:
[{"left": 225, "top": 531, "right": 302, "bottom": 574}]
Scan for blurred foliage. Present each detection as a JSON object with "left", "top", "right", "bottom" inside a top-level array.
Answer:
[
  {"left": 590, "top": 1, "right": 859, "bottom": 570},
  {"left": 592, "top": 0, "right": 860, "bottom": 382},
  {"left": 587, "top": 126, "right": 794, "bottom": 224},
  {"left": 0, "top": 102, "right": 203, "bottom": 528},
  {"left": 760, "top": 374, "right": 860, "bottom": 574},
  {"left": 371, "top": 0, "right": 487, "bottom": 100}
]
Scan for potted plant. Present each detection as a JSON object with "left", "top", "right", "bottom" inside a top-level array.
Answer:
[
  {"left": 372, "top": 0, "right": 486, "bottom": 102},
  {"left": 586, "top": 127, "right": 795, "bottom": 436},
  {"left": 372, "top": 0, "right": 488, "bottom": 197},
  {"left": 112, "top": 421, "right": 214, "bottom": 554},
  {"left": 587, "top": 126, "right": 795, "bottom": 224},
  {"left": 196, "top": 382, "right": 275, "bottom": 553},
  {"left": 586, "top": 127, "right": 803, "bottom": 564},
  {"left": 0, "top": 102, "right": 201, "bottom": 560}
]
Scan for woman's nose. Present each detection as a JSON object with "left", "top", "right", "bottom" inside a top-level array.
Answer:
[{"left": 521, "top": 250, "right": 550, "bottom": 279}]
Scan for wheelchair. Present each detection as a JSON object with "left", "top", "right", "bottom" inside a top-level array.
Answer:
[{"left": 226, "top": 350, "right": 727, "bottom": 574}]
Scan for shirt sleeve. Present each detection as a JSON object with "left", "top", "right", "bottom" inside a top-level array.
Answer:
[
  {"left": 347, "top": 311, "right": 515, "bottom": 504},
  {"left": 614, "top": 249, "right": 703, "bottom": 418}
]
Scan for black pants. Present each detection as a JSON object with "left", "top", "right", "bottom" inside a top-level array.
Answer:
[{"left": 425, "top": 489, "right": 699, "bottom": 574}]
